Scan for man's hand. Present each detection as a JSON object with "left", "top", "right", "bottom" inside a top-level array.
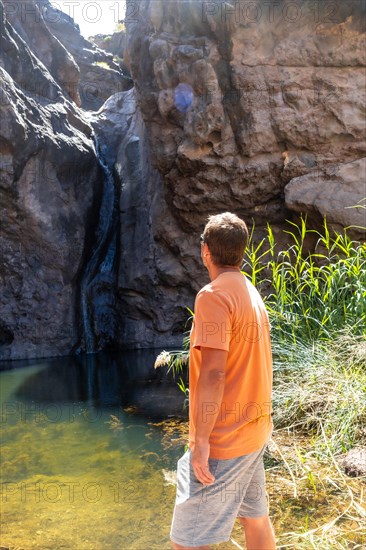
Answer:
[{"left": 191, "top": 441, "right": 215, "bottom": 485}]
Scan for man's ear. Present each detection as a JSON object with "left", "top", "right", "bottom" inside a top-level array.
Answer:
[{"left": 203, "top": 245, "right": 210, "bottom": 258}]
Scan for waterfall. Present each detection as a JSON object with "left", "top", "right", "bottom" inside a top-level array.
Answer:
[{"left": 78, "top": 134, "right": 119, "bottom": 354}]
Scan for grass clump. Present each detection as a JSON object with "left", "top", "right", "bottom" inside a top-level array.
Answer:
[
  {"left": 271, "top": 331, "right": 366, "bottom": 455},
  {"left": 240, "top": 216, "right": 366, "bottom": 455},
  {"left": 243, "top": 216, "right": 366, "bottom": 342},
  {"left": 242, "top": 216, "right": 366, "bottom": 547}
]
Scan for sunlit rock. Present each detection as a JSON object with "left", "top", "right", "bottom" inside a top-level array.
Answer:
[{"left": 126, "top": 0, "right": 366, "bottom": 233}]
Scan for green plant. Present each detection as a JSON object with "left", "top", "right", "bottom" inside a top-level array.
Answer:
[
  {"left": 242, "top": 216, "right": 366, "bottom": 342},
  {"left": 154, "top": 308, "right": 192, "bottom": 378}
]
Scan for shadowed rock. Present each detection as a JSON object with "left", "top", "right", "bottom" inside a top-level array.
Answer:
[
  {"left": 0, "top": 1, "right": 103, "bottom": 359},
  {"left": 90, "top": 89, "right": 197, "bottom": 348},
  {"left": 42, "top": 1, "right": 132, "bottom": 111}
]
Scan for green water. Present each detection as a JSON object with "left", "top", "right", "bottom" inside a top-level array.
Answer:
[{"left": 0, "top": 353, "right": 184, "bottom": 550}]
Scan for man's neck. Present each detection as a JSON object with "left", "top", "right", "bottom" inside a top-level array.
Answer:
[{"left": 208, "top": 265, "right": 241, "bottom": 281}]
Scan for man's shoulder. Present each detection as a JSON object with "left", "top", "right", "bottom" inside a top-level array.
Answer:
[
  {"left": 196, "top": 274, "right": 267, "bottom": 317},
  {"left": 195, "top": 280, "right": 236, "bottom": 318},
  {"left": 196, "top": 280, "right": 230, "bottom": 303},
  {"left": 195, "top": 285, "right": 220, "bottom": 311},
  {"left": 197, "top": 273, "right": 249, "bottom": 301},
  {"left": 197, "top": 281, "right": 214, "bottom": 297}
]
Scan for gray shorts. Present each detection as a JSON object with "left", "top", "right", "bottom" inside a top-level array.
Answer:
[{"left": 170, "top": 442, "right": 269, "bottom": 547}]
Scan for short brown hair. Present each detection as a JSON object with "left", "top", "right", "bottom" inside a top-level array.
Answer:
[{"left": 202, "top": 212, "right": 249, "bottom": 267}]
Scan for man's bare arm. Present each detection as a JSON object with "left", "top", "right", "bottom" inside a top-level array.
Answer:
[{"left": 191, "top": 347, "right": 228, "bottom": 484}]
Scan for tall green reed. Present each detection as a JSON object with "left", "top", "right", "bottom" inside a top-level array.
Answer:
[{"left": 242, "top": 216, "right": 366, "bottom": 342}]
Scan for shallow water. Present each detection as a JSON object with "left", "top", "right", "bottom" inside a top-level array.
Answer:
[
  {"left": 0, "top": 351, "right": 188, "bottom": 550},
  {"left": 3, "top": 352, "right": 363, "bottom": 549}
]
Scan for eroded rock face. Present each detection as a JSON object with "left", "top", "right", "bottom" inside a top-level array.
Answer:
[
  {"left": 89, "top": 0, "right": 366, "bottom": 349},
  {"left": 42, "top": 1, "right": 132, "bottom": 111},
  {"left": 126, "top": 0, "right": 366, "bottom": 234},
  {"left": 4, "top": 0, "right": 81, "bottom": 104},
  {"left": 91, "top": 89, "right": 201, "bottom": 348},
  {"left": 0, "top": 1, "right": 103, "bottom": 359},
  {"left": 3, "top": 0, "right": 132, "bottom": 111}
]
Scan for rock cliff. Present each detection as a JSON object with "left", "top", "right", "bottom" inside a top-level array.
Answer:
[
  {"left": 1, "top": 0, "right": 365, "bottom": 359},
  {"left": 41, "top": 2, "right": 132, "bottom": 110},
  {"left": 91, "top": 89, "right": 201, "bottom": 349},
  {"left": 0, "top": 0, "right": 118, "bottom": 358},
  {"left": 126, "top": 0, "right": 366, "bottom": 235}
]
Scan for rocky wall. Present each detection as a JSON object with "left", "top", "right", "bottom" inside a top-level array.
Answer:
[
  {"left": 0, "top": 1, "right": 104, "bottom": 359},
  {"left": 126, "top": 0, "right": 366, "bottom": 236},
  {"left": 1, "top": 0, "right": 365, "bottom": 358},
  {"left": 91, "top": 89, "right": 199, "bottom": 348}
]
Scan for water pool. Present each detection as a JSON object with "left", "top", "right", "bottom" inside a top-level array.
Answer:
[{"left": 0, "top": 351, "right": 187, "bottom": 550}]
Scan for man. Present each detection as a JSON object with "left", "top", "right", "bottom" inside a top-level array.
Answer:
[{"left": 170, "top": 212, "right": 276, "bottom": 550}]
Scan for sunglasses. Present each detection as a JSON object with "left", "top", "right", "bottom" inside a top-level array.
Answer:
[{"left": 200, "top": 234, "right": 205, "bottom": 245}]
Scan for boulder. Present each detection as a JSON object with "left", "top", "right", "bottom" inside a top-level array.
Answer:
[{"left": 285, "top": 159, "right": 366, "bottom": 237}]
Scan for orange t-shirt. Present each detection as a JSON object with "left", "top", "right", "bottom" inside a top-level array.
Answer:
[{"left": 188, "top": 271, "right": 273, "bottom": 459}]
